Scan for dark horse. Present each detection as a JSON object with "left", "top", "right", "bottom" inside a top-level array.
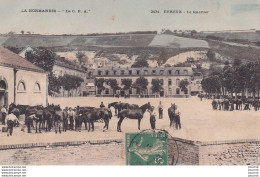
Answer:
[
  {"left": 117, "top": 102, "right": 151, "bottom": 132},
  {"left": 108, "top": 102, "right": 119, "bottom": 116},
  {"left": 86, "top": 107, "right": 112, "bottom": 132},
  {"left": 168, "top": 103, "right": 177, "bottom": 128}
]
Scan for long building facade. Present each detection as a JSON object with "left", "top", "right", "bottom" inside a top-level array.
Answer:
[
  {"left": 92, "top": 67, "right": 193, "bottom": 97},
  {"left": 0, "top": 46, "right": 48, "bottom": 109}
]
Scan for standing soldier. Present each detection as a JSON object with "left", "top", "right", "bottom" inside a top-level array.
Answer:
[
  {"left": 75, "top": 106, "right": 81, "bottom": 132},
  {"left": 148, "top": 106, "right": 156, "bottom": 130},
  {"left": 68, "top": 107, "right": 75, "bottom": 130},
  {"left": 100, "top": 102, "right": 105, "bottom": 108},
  {"left": 158, "top": 101, "right": 163, "bottom": 119},
  {"left": 62, "top": 107, "right": 68, "bottom": 132},
  {"left": 1, "top": 105, "right": 7, "bottom": 125},
  {"left": 6, "top": 112, "right": 19, "bottom": 136}
]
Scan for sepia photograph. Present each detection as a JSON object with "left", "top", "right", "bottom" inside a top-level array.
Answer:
[{"left": 0, "top": 0, "right": 259, "bottom": 175}]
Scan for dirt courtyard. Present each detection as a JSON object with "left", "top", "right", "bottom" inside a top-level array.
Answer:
[{"left": 0, "top": 96, "right": 259, "bottom": 145}]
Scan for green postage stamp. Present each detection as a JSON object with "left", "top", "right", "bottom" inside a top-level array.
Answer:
[{"left": 126, "top": 131, "right": 168, "bottom": 165}]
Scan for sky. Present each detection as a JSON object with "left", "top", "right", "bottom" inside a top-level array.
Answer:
[{"left": 0, "top": 0, "right": 259, "bottom": 34}]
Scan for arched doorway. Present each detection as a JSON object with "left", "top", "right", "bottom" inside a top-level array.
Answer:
[{"left": 0, "top": 79, "right": 8, "bottom": 108}]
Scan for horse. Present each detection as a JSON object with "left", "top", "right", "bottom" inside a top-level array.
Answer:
[
  {"left": 86, "top": 107, "right": 112, "bottom": 132},
  {"left": 108, "top": 102, "right": 118, "bottom": 116},
  {"left": 117, "top": 102, "right": 152, "bottom": 132},
  {"left": 168, "top": 103, "right": 177, "bottom": 128}
]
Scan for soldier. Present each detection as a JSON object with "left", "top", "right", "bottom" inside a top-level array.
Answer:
[
  {"left": 62, "top": 107, "right": 68, "bottom": 132},
  {"left": 75, "top": 106, "right": 81, "bottom": 132},
  {"left": 1, "top": 105, "right": 7, "bottom": 125},
  {"left": 148, "top": 106, "right": 156, "bottom": 130},
  {"left": 68, "top": 107, "right": 75, "bottom": 130},
  {"left": 100, "top": 102, "right": 105, "bottom": 108},
  {"left": 6, "top": 112, "right": 19, "bottom": 136},
  {"left": 25, "top": 114, "right": 34, "bottom": 133},
  {"left": 158, "top": 101, "right": 163, "bottom": 119}
]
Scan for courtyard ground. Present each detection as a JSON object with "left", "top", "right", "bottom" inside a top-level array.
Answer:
[{"left": 0, "top": 96, "right": 259, "bottom": 145}]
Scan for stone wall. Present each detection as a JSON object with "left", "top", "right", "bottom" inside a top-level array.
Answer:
[
  {"left": 0, "top": 140, "right": 124, "bottom": 165},
  {"left": 0, "top": 138, "right": 259, "bottom": 165},
  {"left": 199, "top": 139, "right": 260, "bottom": 165}
]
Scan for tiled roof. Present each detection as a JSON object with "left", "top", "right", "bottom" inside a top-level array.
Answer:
[
  {"left": 0, "top": 46, "right": 46, "bottom": 73},
  {"left": 93, "top": 67, "right": 193, "bottom": 77}
]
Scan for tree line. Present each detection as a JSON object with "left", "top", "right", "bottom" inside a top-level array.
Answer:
[
  {"left": 95, "top": 77, "right": 189, "bottom": 95},
  {"left": 201, "top": 58, "right": 260, "bottom": 98}
]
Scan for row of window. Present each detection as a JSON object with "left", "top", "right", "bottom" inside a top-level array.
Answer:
[
  {"left": 98, "top": 69, "right": 189, "bottom": 76},
  {"left": 101, "top": 88, "right": 186, "bottom": 95},
  {"left": 102, "top": 78, "right": 188, "bottom": 86},
  {"left": 17, "top": 81, "right": 41, "bottom": 92}
]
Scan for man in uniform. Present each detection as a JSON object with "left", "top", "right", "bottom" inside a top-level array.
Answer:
[
  {"left": 68, "top": 107, "right": 75, "bottom": 130},
  {"left": 1, "top": 105, "right": 7, "bottom": 125},
  {"left": 148, "top": 106, "right": 156, "bottom": 130},
  {"left": 6, "top": 113, "right": 19, "bottom": 136},
  {"left": 62, "top": 107, "right": 68, "bottom": 132},
  {"left": 158, "top": 101, "right": 163, "bottom": 119},
  {"left": 100, "top": 102, "right": 105, "bottom": 108}
]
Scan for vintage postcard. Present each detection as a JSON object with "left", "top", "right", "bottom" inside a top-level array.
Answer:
[{"left": 0, "top": 0, "right": 259, "bottom": 171}]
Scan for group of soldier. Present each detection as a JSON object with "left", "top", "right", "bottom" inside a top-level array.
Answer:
[{"left": 210, "top": 97, "right": 260, "bottom": 111}]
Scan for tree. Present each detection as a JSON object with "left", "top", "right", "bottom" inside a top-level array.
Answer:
[
  {"left": 21, "top": 30, "right": 24, "bottom": 34},
  {"left": 76, "top": 51, "right": 88, "bottom": 65},
  {"left": 121, "top": 79, "right": 132, "bottom": 93},
  {"left": 179, "top": 80, "right": 189, "bottom": 94},
  {"left": 132, "top": 77, "right": 148, "bottom": 95},
  {"left": 191, "top": 30, "right": 197, "bottom": 36},
  {"left": 25, "top": 48, "right": 58, "bottom": 95},
  {"left": 201, "top": 76, "right": 221, "bottom": 95},
  {"left": 108, "top": 79, "right": 121, "bottom": 95},
  {"left": 206, "top": 50, "right": 216, "bottom": 61},
  {"left": 71, "top": 75, "right": 84, "bottom": 96},
  {"left": 132, "top": 53, "right": 149, "bottom": 68},
  {"left": 94, "top": 78, "right": 105, "bottom": 94},
  {"left": 151, "top": 79, "right": 163, "bottom": 95},
  {"left": 60, "top": 74, "right": 73, "bottom": 97}
]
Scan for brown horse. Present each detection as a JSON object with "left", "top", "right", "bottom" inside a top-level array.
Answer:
[
  {"left": 117, "top": 102, "right": 152, "bottom": 132},
  {"left": 86, "top": 107, "right": 112, "bottom": 132}
]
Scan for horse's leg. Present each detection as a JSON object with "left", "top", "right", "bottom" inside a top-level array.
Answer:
[
  {"left": 39, "top": 121, "right": 42, "bottom": 133},
  {"left": 35, "top": 121, "right": 38, "bottom": 133},
  {"left": 88, "top": 120, "right": 91, "bottom": 132},
  {"left": 91, "top": 121, "right": 94, "bottom": 132},
  {"left": 117, "top": 117, "right": 124, "bottom": 132},
  {"left": 107, "top": 119, "right": 109, "bottom": 130},
  {"left": 138, "top": 119, "right": 141, "bottom": 130}
]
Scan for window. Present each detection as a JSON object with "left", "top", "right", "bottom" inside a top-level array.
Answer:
[
  {"left": 168, "top": 70, "right": 172, "bottom": 75},
  {"left": 17, "top": 81, "right": 26, "bottom": 92},
  {"left": 34, "top": 82, "right": 41, "bottom": 92},
  {"left": 144, "top": 70, "right": 148, "bottom": 75},
  {"left": 105, "top": 71, "right": 109, "bottom": 76},
  {"left": 184, "top": 70, "right": 188, "bottom": 75},
  {"left": 136, "top": 70, "right": 140, "bottom": 75},
  {"left": 160, "top": 79, "right": 164, "bottom": 85},
  {"left": 175, "top": 70, "right": 180, "bottom": 75},
  {"left": 152, "top": 70, "right": 156, "bottom": 74},
  {"left": 176, "top": 88, "right": 180, "bottom": 95},
  {"left": 121, "top": 70, "right": 125, "bottom": 75},
  {"left": 160, "top": 70, "right": 164, "bottom": 75},
  {"left": 168, "top": 79, "right": 172, "bottom": 86},
  {"left": 113, "top": 70, "right": 117, "bottom": 75},
  {"left": 176, "top": 79, "right": 180, "bottom": 86},
  {"left": 129, "top": 70, "right": 132, "bottom": 75},
  {"left": 98, "top": 70, "right": 102, "bottom": 76}
]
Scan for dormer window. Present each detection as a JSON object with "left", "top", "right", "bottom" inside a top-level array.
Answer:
[
  {"left": 105, "top": 71, "right": 109, "bottom": 76},
  {"left": 168, "top": 70, "right": 172, "bottom": 75},
  {"left": 160, "top": 70, "right": 164, "bottom": 75},
  {"left": 184, "top": 70, "right": 188, "bottom": 75},
  {"left": 136, "top": 70, "right": 140, "bottom": 75},
  {"left": 152, "top": 70, "right": 156, "bottom": 74},
  {"left": 121, "top": 70, "right": 125, "bottom": 75},
  {"left": 129, "top": 70, "right": 132, "bottom": 75},
  {"left": 175, "top": 70, "right": 180, "bottom": 75},
  {"left": 114, "top": 70, "right": 117, "bottom": 75},
  {"left": 98, "top": 70, "right": 102, "bottom": 76},
  {"left": 144, "top": 70, "right": 148, "bottom": 75}
]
